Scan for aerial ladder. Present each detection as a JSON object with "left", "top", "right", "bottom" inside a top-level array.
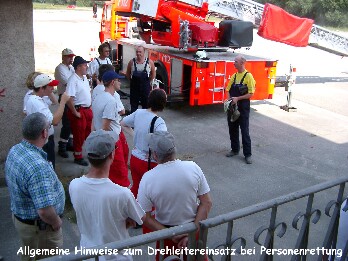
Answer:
[
  {"left": 204, "top": 0, "right": 348, "bottom": 57},
  {"left": 102, "top": 0, "right": 348, "bottom": 56}
]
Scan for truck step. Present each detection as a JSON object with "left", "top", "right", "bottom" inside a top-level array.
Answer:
[{"left": 209, "top": 87, "right": 225, "bottom": 92}]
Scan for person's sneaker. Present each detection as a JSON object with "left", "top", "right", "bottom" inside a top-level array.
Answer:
[
  {"left": 58, "top": 149, "right": 69, "bottom": 158},
  {"left": 58, "top": 141, "right": 69, "bottom": 158},
  {"left": 66, "top": 138, "right": 74, "bottom": 152},
  {"left": 74, "top": 158, "right": 89, "bottom": 166},
  {"left": 226, "top": 151, "right": 239, "bottom": 157},
  {"left": 245, "top": 156, "right": 252, "bottom": 164}
]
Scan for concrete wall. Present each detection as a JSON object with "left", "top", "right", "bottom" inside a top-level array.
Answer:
[{"left": 0, "top": 0, "right": 34, "bottom": 182}]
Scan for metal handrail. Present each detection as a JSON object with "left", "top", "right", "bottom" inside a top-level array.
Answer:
[
  {"left": 201, "top": 176, "right": 348, "bottom": 228},
  {"left": 197, "top": 176, "right": 348, "bottom": 261},
  {"left": 44, "top": 176, "right": 348, "bottom": 261}
]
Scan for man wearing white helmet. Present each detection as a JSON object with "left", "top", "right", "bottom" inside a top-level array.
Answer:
[{"left": 26, "top": 74, "right": 70, "bottom": 169}]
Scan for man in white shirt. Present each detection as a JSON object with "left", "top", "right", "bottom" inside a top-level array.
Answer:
[
  {"left": 87, "top": 42, "right": 112, "bottom": 88},
  {"left": 54, "top": 48, "right": 75, "bottom": 158},
  {"left": 66, "top": 56, "right": 92, "bottom": 166},
  {"left": 26, "top": 74, "right": 70, "bottom": 169},
  {"left": 137, "top": 131, "right": 212, "bottom": 260},
  {"left": 92, "top": 71, "right": 130, "bottom": 187},
  {"left": 69, "top": 130, "right": 145, "bottom": 261}
]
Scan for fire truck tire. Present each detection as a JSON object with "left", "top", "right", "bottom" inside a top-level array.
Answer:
[{"left": 155, "top": 62, "right": 168, "bottom": 94}]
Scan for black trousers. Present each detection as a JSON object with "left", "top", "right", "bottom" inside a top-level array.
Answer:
[
  {"left": 129, "top": 74, "right": 151, "bottom": 113},
  {"left": 130, "top": 85, "right": 150, "bottom": 113},
  {"left": 58, "top": 94, "right": 71, "bottom": 141},
  {"left": 43, "top": 135, "right": 55, "bottom": 169},
  {"left": 227, "top": 105, "right": 251, "bottom": 157}
]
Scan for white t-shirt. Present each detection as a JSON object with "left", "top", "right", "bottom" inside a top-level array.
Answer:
[
  {"left": 113, "top": 91, "right": 125, "bottom": 113},
  {"left": 26, "top": 95, "right": 54, "bottom": 136},
  {"left": 66, "top": 73, "right": 91, "bottom": 107},
  {"left": 137, "top": 160, "right": 210, "bottom": 226},
  {"left": 54, "top": 63, "right": 75, "bottom": 95},
  {"left": 87, "top": 57, "right": 112, "bottom": 77},
  {"left": 92, "top": 91, "right": 122, "bottom": 135},
  {"left": 69, "top": 176, "right": 145, "bottom": 261},
  {"left": 121, "top": 109, "right": 167, "bottom": 161},
  {"left": 23, "top": 90, "right": 52, "bottom": 114},
  {"left": 92, "top": 84, "right": 124, "bottom": 113}
]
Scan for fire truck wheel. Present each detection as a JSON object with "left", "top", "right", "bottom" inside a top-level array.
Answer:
[{"left": 155, "top": 62, "right": 168, "bottom": 94}]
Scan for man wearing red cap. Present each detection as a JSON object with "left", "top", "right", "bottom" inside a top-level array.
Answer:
[
  {"left": 66, "top": 56, "right": 93, "bottom": 166},
  {"left": 26, "top": 74, "right": 70, "bottom": 169},
  {"left": 55, "top": 48, "right": 75, "bottom": 158}
]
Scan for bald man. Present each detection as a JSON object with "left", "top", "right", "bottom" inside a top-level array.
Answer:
[{"left": 225, "top": 55, "right": 256, "bottom": 164}]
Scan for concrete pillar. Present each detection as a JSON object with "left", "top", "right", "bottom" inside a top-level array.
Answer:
[{"left": 0, "top": 0, "right": 34, "bottom": 184}]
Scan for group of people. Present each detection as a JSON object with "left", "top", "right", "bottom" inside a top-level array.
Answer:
[{"left": 5, "top": 42, "right": 256, "bottom": 260}]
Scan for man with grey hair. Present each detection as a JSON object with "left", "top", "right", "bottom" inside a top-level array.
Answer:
[
  {"left": 225, "top": 54, "right": 256, "bottom": 164},
  {"left": 5, "top": 112, "right": 65, "bottom": 260},
  {"left": 137, "top": 131, "right": 212, "bottom": 260},
  {"left": 69, "top": 130, "right": 145, "bottom": 260}
]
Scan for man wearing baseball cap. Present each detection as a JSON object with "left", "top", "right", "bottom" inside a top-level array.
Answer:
[
  {"left": 92, "top": 71, "right": 130, "bottom": 187},
  {"left": 25, "top": 74, "right": 70, "bottom": 169},
  {"left": 54, "top": 48, "right": 75, "bottom": 158},
  {"left": 69, "top": 130, "right": 144, "bottom": 258},
  {"left": 137, "top": 131, "right": 212, "bottom": 260},
  {"left": 66, "top": 56, "right": 92, "bottom": 166}
]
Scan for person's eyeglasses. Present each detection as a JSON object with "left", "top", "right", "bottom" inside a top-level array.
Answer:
[{"left": 43, "top": 124, "right": 51, "bottom": 133}]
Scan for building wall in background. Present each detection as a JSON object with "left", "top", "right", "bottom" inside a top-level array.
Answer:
[{"left": 0, "top": 0, "right": 34, "bottom": 182}]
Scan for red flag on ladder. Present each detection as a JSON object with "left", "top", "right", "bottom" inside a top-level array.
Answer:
[{"left": 257, "top": 3, "right": 314, "bottom": 47}]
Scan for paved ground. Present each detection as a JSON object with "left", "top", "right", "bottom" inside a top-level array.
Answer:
[
  {"left": 0, "top": 8, "right": 348, "bottom": 261},
  {"left": 1, "top": 81, "right": 347, "bottom": 260}
]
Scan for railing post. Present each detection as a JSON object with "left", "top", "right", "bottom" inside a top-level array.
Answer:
[
  {"left": 318, "top": 183, "right": 346, "bottom": 261},
  {"left": 224, "top": 221, "right": 233, "bottom": 261},
  {"left": 197, "top": 223, "right": 209, "bottom": 261},
  {"left": 263, "top": 206, "right": 277, "bottom": 261},
  {"left": 291, "top": 193, "right": 320, "bottom": 261},
  {"left": 187, "top": 230, "right": 197, "bottom": 261},
  {"left": 159, "top": 239, "right": 164, "bottom": 261}
]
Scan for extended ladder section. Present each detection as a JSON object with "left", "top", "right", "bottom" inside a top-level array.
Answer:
[{"left": 204, "top": 0, "right": 348, "bottom": 56}]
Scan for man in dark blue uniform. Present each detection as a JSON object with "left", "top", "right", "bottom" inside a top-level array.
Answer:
[
  {"left": 126, "top": 46, "right": 156, "bottom": 113},
  {"left": 225, "top": 55, "right": 256, "bottom": 164}
]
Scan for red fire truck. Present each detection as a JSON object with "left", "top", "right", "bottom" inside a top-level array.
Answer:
[
  {"left": 98, "top": 0, "right": 348, "bottom": 105},
  {"left": 100, "top": 0, "right": 278, "bottom": 106}
]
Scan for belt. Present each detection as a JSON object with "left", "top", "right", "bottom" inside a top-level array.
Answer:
[
  {"left": 74, "top": 105, "right": 91, "bottom": 110},
  {"left": 14, "top": 214, "right": 63, "bottom": 226}
]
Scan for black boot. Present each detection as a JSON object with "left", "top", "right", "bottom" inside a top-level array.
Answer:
[
  {"left": 58, "top": 141, "right": 69, "bottom": 158},
  {"left": 67, "top": 138, "right": 74, "bottom": 152}
]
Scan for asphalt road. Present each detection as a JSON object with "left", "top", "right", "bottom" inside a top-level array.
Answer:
[{"left": 0, "top": 8, "right": 347, "bottom": 261}]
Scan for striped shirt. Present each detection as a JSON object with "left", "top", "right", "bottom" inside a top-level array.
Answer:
[{"left": 5, "top": 140, "right": 65, "bottom": 219}]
